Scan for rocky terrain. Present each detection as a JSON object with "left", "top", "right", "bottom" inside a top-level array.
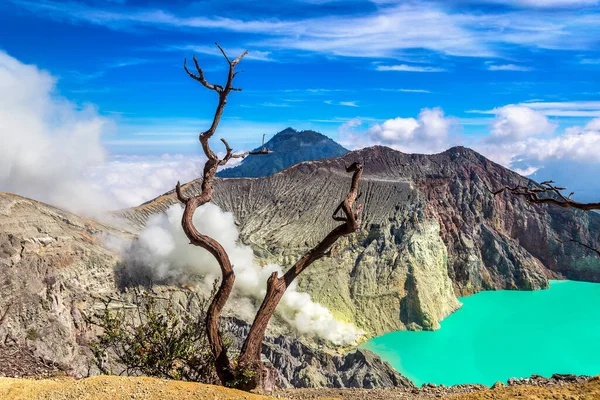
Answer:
[
  {"left": 121, "top": 145, "right": 600, "bottom": 336},
  {"left": 0, "top": 192, "right": 130, "bottom": 375},
  {"left": 2, "top": 145, "right": 600, "bottom": 391},
  {"left": 0, "top": 192, "right": 406, "bottom": 388},
  {"left": 228, "top": 319, "right": 411, "bottom": 389},
  {"left": 217, "top": 128, "right": 348, "bottom": 178}
]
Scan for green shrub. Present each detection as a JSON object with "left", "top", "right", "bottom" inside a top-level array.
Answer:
[{"left": 87, "top": 289, "right": 222, "bottom": 384}]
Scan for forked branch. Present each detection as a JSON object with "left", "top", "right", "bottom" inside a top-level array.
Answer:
[
  {"left": 176, "top": 43, "right": 363, "bottom": 391},
  {"left": 219, "top": 138, "right": 272, "bottom": 166},
  {"left": 176, "top": 43, "right": 269, "bottom": 385},
  {"left": 492, "top": 180, "right": 600, "bottom": 257},
  {"left": 492, "top": 180, "right": 600, "bottom": 211},
  {"left": 237, "top": 161, "right": 364, "bottom": 365}
]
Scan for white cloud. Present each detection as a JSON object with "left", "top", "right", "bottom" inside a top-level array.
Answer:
[
  {"left": 398, "top": 89, "right": 431, "bottom": 93},
  {"left": 478, "top": 0, "right": 599, "bottom": 8},
  {"left": 469, "top": 101, "right": 600, "bottom": 118},
  {"left": 376, "top": 64, "right": 446, "bottom": 72},
  {"left": 0, "top": 50, "right": 247, "bottom": 213},
  {"left": 169, "top": 44, "right": 274, "bottom": 62},
  {"left": 83, "top": 154, "right": 214, "bottom": 209},
  {"left": 489, "top": 105, "right": 556, "bottom": 142},
  {"left": 0, "top": 50, "right": 114, "bottom": 215},
  {"left": 521, "top": 130, "right": 600, "bottom": 162},
  {"left": 475, "top": 114, "right": 600, "bottom": 170},
  {"left": 580, "top": 58, "right": 600, "bottom": 64},
  {"left": 586, "top": 118, "right": 600, "bottom": 131},
  {"left": 12, "top": 0, "right": 600, "bottom": 60},
  {"left": 488, "top": 64, "right": 532, "bottom": 71},
  {"left": 340, "top": 108, "right": 458, "bottom": 154},
  {"left": 325, "top": 100, "right": 359, "bottom": 107}
]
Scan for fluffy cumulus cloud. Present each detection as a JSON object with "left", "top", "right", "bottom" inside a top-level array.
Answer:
[
  {"left": 521, "top": 118, "right": 600, "bottom": 162},
  {"left": 118, "top": 204, "right": 363, "bottom": 345},
  {"left": 0, "top": 51, "right": 113, "bottom": 214},
  {"left": 489, "top": 105, "right": 556, "bottom": 142},
  {"left": 340, "top": 108, "right": 458, "bottom": 154},
  {"left": 475, "top": 105, "right": 600, "bottom": 166},
  {"left": 0, "top": 50, "right": 232, "bottom": 213},
  {"left": 338, "top": 102, "right": 600, "bottom": 190}
]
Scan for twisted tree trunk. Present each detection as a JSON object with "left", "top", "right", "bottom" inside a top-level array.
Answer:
[{"left": 176, "top": 44, "right": 363, "bottom": 391}]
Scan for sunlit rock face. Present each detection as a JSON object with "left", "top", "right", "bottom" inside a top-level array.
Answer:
[
  {"left": 121, "top": 145, "right": 600, "bottom": 337},
  {"left": 0, "top": 193, "right": 127, "bottom": 375}
]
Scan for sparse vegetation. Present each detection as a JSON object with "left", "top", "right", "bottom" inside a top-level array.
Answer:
[{"left": 87, "top": 289, "right": 223, "bottom": 384}]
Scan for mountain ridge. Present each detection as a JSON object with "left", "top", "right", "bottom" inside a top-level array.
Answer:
[{"left": 118, "top": 144, "right": 600, "bottom": 336}]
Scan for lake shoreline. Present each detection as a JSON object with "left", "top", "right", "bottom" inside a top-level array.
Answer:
[
  {"left": 360, "top": 280, "right": 600, "bottom": 387},
  {"left": 275, "top": 374, "right": 597, "bottom": 399}
]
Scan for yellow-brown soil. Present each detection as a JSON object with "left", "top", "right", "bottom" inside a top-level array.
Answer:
[
  {"left": 1, "top": 376, "right": 599, "bottom": 400},
  {"left": 0, "top": 376, "right": 272, "bottom": 400}
]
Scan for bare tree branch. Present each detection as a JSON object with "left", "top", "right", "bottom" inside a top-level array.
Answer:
[
  {"left": 492, "top": 180, "right": 600, "bottom": 211},
  {"left": 218, "top": 138, "right": 272, "bottom": 166},
  {"left": 237, "top": 161, "right": 364, "bottom": 366},
  {"left": 183, "top": 56, "right": 221, "bottom": 92},
  {"left": 492, "top": 180, "right": 600, "bottom": 257},
  {"left": 177, "top": 43, "right": 268, "bottom": 385},
  {"left": 215, "top": 43, "right": 231, "bottom": 64}
]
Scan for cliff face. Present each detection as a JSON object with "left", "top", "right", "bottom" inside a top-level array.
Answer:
[
  {"left": 121, "top": 146, "right": 600, "bottom": 336},
  {"left": 0, "top": 193, "right": 128, "bottom": 373},
  {"left": 0, "top": 192, "right": 406, "bottom": 388}
]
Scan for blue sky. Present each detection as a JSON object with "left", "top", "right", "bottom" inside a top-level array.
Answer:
[{"left": 1, "top": 0, "right": 600, "bottom": 210}]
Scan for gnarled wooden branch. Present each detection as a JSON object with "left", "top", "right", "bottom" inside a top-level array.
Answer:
[
  {"left": 237, "top": 161, "right": 364, "bottom": 365},
  {"left": 492, "top": 180, "right": 600, "bottom": 257},
  {"left": 219, "top": 138, "right": 272, "bottom": 166},
  {"left": 176, "top": 43, "right": 269, "bottom": 385},
  {"left": 492, "top": 180, "right": 600, "bottom": 211}
]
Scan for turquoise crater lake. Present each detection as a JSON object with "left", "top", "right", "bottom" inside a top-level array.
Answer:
[{"left": 361, "top": 280, "right": 600, "bottom": 387}]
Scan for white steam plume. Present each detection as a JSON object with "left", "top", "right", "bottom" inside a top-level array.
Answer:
[{"left": 122, "top": 203, "right": 364, "bottom": 345}]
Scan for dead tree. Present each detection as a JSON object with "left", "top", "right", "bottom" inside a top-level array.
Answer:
[
  {"left": 493, "top": 180, "right": 600, "bottom": 256},
  {"left": 175, "top": 44, "right": 363, "bottom": 391}
]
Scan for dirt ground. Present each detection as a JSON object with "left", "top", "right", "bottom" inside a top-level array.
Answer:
[
  {"left": 0, "top": 376, "right": 272, "bottom": 400},
  {"left": 1, "top": 376, "right": 599, "bottom": 400}
]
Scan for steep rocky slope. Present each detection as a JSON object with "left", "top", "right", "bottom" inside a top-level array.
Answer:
[
  {"left": 217, "top": 128, "right": 348, "bottom": 178},
  {"left": 121, "top": 146, "right": 600, "bottom": 336},
  {"left": 0, "top": 192, "right": 406, "bottom": 387},
  {"left": 0, "top": 193, "right": 128, "bottom": 374}
]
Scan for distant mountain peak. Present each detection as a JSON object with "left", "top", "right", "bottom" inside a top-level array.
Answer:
[{"left": 217, "top": 128, "right": 348, "bottom": 178}]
